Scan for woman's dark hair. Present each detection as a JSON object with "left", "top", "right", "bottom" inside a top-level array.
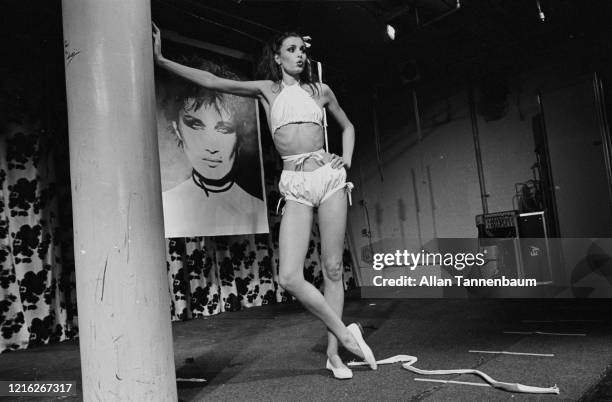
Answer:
[
  {"left": 158, "top": 56, "right": 263, "bottom": 199},
  {"left": 256, "top": 32, "right": 321, "bottom": 96}
]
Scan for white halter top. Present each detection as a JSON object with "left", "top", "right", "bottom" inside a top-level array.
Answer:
[{"left": 269, "top": 81, "right": 323, "bottom": 134}]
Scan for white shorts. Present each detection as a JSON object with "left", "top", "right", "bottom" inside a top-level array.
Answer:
[{"left": 279, "top": 162, "right": 351, "bottom": 208}]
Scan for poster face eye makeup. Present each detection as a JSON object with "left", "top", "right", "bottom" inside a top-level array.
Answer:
[
  {"left": 182, "top": 115, "right": 204, "bottom": 130},
  {"left": 215, "top": 122, "right": 236, "bottom": 134}
]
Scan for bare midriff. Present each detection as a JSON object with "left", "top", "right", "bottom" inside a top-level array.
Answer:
[{"left": 274, "top": 122, "right": 331, "bottom": 171}]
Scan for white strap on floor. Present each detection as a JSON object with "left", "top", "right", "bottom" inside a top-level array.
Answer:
[
  {"left": 414, "top": 378, "right": 491, "bottom": 387},
  {"left": 347, "top": 355, "right": 560, "bottom": 394}
]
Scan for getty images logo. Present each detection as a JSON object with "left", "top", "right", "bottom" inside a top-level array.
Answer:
[{"left": 529, "top": 246, "right": 540, "bottom": 257}]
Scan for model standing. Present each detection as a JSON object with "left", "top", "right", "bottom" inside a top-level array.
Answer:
[{"left": 153, "top": 25, "right": 377, "bottom": 378}]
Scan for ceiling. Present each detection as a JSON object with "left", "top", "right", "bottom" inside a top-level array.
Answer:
[
  {"left": 150, "top": 0, "right": 612, "bottom": 89},
  {"left": 1, "top": 0, "right": 611, "bottom": 92}
]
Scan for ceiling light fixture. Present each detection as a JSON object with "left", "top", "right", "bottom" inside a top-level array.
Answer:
[
  {"left": 386, "top": 24, "right": 396, "bottom": 40},
  {"left": 536, "top": 0, "right": 546, "bottom": 21}
]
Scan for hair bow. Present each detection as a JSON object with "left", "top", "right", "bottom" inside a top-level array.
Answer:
[{"left": 302, "top": 35, "right": 312, "bottom": 48}]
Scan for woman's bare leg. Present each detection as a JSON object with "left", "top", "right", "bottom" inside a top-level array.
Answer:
[
  {"left": 317, "top": 188, "right": 348, "bottom": 368},
  {"left": 278, "top": 200, "right": 363, "bottom": 357}
]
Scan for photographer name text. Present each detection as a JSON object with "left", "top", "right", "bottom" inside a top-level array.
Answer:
[{"left": 372, "top": 275, "right": 537, "bottom": 287}]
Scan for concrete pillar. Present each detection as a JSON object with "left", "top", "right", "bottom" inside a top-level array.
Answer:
[{"left": 61, "top": 1, "right": 177, "bottom": 400}]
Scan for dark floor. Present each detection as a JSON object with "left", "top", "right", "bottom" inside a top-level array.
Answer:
[{"left": 1, "top": 296, "right": 611, "bottom": 401}]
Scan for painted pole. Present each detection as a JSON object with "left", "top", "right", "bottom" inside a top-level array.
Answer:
[{"left": 61, "top": 1, "right": 177, "bottom": 400}]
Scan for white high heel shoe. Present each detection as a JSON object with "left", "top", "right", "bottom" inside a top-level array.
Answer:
[
  {"left": 347, "top": 323, "right": 377, "bottom": 370},
  {"left": 326, "top": 359, "right": 353, "bottom": 379}
]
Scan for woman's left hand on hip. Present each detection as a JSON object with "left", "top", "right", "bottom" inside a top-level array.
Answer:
[{"left": 329, "top": 153, "right": 349, "bottom": 169}]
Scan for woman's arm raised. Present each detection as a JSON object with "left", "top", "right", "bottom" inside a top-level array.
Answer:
[{"left": 152, "top": 23, "right": 267, "bottom": 98}]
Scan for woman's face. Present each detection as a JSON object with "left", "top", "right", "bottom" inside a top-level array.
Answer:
[
  {"left": 275, "top": 36, "right": 307, "bottom": 75},
  {"left": 175, "top": 100, "right": 237, "bottom": 180}
]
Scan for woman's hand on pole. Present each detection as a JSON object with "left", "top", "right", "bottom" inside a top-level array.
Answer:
[{"left": 152, "top": 22, "right": 163, "bottom": 63}]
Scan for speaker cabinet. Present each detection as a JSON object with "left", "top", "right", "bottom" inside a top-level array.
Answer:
[{"left": 518, "top": 212, "right": 553, "bottom": 284}]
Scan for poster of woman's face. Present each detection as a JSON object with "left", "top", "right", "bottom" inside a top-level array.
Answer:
[{"left": 156, "top": 54, "right": 268, "bottom": 238}]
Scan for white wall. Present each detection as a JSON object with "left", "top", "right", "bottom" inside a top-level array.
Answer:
[{"left": 348, "top": 70, "right": 550, "bottom": 272}]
